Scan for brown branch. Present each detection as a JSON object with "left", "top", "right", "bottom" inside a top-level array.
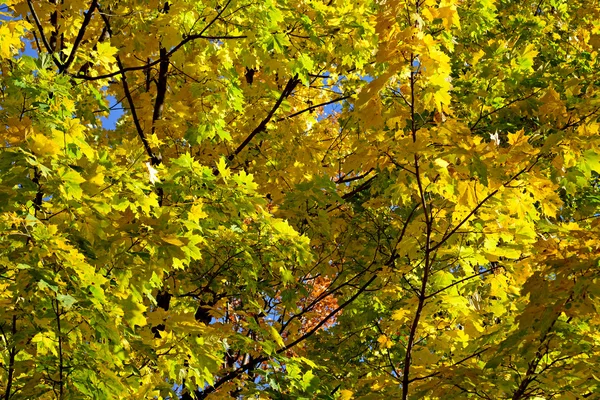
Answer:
[
  {"left": 152, "top": 47, "right": 169, "bottom": 133},
  {"left": 32, "top": 168, "right": 44, "bottom": 217},
  {"left": 97, "top": 5, "right": 160, "bottom": 166},
  {"left": 3, "top": 316, "right": 17, "bottom": 400},
  {"left": 401, "top": 42, "right": 434, "bottom": 399},
  {"left": 279, "top": 266, "right": 371, "bottom": 334},
  {"left": 116, "top": 58, "right": 159, "bottom": 164},
  {"left": 278, "top": 268, "right": 382, "bottom": 353},
  {"left": 470, "top": 89, "right": 542, "bottom": 131},
  {"left": 195, "top": 252, "right": 402, "bottom": 399},
  {"left": 559, "top": 107, "right": 600, "bottom": 130},
  {"left": 194, "top": 355, "right": 267, "bottom": 399},
  {"left": 324, "top": 174, "right": 378, "bottom": 213},
  {"left": 401, "top": 161, "right": 432, "bottom": 399},
  {"left": 424, "top": 264, "right": 502, "bottom": 299},
  {"left": 408, "top": 347, "right": 489, "bottom": 383},
  {"left": 228, "top": 75, "right": 300, "bottom": 160},
  {"left": 54, "top": 298, "right": 64, "bottom": 399},
  {"left": 26, "top": 0, "right": 61, "bottom": 68},
  {"left": 335, "top": 168, "right": 374, "bottom": 184},
  {"left": 59, "top": 0, "right": 98, "bottom": 73},
  {"left": 72, "top": 35, "right": 247, "bottom": 80},
  {"left": 281, "top": 203, "right": 417, "bottom": 335},
  {"left": 341, "top": 175, "right": 377, "bottom": 200},
  {"left": 277, "top": 94, "right": 352, "bottom": 121},
  {"left": 49, "top": 0, "right": 60, "bottom": 55},
  {"left": 197, "top": 0, "right": 233, "bottom": 37},
  {"left": 512, "top": 294, "right": 572, "bottom": 400},
  {"left": 73, "top": 0, "right": 244, "bottom": 81}
]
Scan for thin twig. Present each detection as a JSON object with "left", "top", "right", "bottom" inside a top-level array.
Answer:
[{"left": 229, "top": 75, "right": 300, "bottom": 160}]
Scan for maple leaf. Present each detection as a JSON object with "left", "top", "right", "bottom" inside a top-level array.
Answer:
[{"left": 1, "top": 1, "right": 599, "bottom": 399}]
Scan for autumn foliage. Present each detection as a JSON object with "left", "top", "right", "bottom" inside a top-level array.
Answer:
[{"left": 1, "top": 0, "right": 600, "bottom": 399}]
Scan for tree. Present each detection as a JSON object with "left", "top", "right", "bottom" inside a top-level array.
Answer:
[{"left": 1, "top": 0, "right": 600, "bottom": 398}]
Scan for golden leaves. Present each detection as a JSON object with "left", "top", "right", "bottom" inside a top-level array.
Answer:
[
  {"left": 94, "top": 42, "right": 119, "bottom": 71},
  {"left": 30, "top": 132, "right": 62, "bottom": 157},
  {"left": 216, "top": 157, "right": 231, "bottom": 181},
  {"left": 0, "top": 20, "right": 29, "bottom": 58},
  {"left": 377, "top": 334, "right": 393, "bottom": 349}
]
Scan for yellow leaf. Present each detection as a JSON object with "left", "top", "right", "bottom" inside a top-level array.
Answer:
[
  {"left": 508, "top": 129, "right": 527, "bottom": 146},
  {"left": 95, "top": 42, "right": 118, "bottom": 68},
  {"left": 438, "top": 6, "right": 460, "bottom": 30},
  {"left": 392, "top": 308, "right": 410, "bottom": 322},
  {"left": 161, "top": 235, "right": 185, "bottom": 246},
  {"left": 0, "top": 21, "right": 29, "bottom": 58},
  {"left": 32, "top": 331, "right": 58, "bottom": 357},
  {"left": 340, "top": 389, "right": 354, "bottom": 400},
  {"left": 457, "top": 181, "right": 478, "bottom": 208},
  {"left": 189, "top": 203, "right": 208, "bottom": 222},
  {"left": 124, "top": 295, "right": 147, "bottom": 327},
  {"left": 272, "top": 219, "right": 298, "bottom": 238},
  {"left": 413, "top": 347, "right": 440, "bottom": 365},
  {"left": 217, "top": 157, "right": 231, "bottom": 181},
  {"left": 30, "top": 132, "right": 62, "bottom": 157},
  {"left": 88, "top": 170, "right": 105, "bottom": 186},
  {"left": 377, "top": 334, "right": 393, "bottom": 349},
  {"left": 269, "top": 325, "right": 285, "bottom": 347}
]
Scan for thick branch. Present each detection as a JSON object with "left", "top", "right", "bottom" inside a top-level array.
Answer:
[
  {"left": 152, "top": 47, "right": 169, "bottom": 134},
  {"left": 97, "top": 7, "right": 160, "bottom": 166},
  {"left": 341, "top": 175, "right": 377, "bottom": 200},
  {"left": 117, "top": 57, "right": 160, "bottom": 164},
  {"left": 31, "top": 168, "right": 44, "bottom": 217},
  {"left": 60, "top": 0, "right": 98, "bottom": 73},
  {"left": 26, "top": 0, "right": 61, "bottom": 68},
  {"left": 402, "top": 44, "right": 432, "bottom": 399}
]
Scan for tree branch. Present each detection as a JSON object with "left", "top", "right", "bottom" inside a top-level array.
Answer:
[
  {"left": 335, "top": 168, "right": 375, "bottom": 184},
  {"left": 26, "top": 0, "right": 61, "bottom": 68},
  {"left": 277, "top": 94, "right": 352, "bottom": 121},
  {"left": 430, "top": 155, "right": 542, "bottom": 253},
  {"left": 73, "top": 0, "right": 244, "bottom": 81},
  {"left": 59, "top": 0, "right": 98, "bottom": 73},
  {"left": 470, "top": 89, "right": 542, "bottom": 131},
  {"left": 96, "top": 8, "right": 160, "bottom": 165},
  {"left": 3, "top": 316, "right": 17, "bottom": 400},
  {"left": 228, "top": 75, "right": 301, "bottom": 160},
  {"left": 424, "top": 264, "right": 502, "bottom": 299},
  {"left": 341, "top": 175, "right": 377, "bottom": 200},
  {"left": 152, "top": 47, "right": 169, "bottom": 134},
  {"left": 54, "top": 298, "right": 64, "bottom": 399},
  {"left": 194, "top": 252, "right": 404, "bottom": 399}
]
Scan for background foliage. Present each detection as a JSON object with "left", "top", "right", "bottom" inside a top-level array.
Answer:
[{"left": 1, "top": 0, "right": 600, "bottom": 398}]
